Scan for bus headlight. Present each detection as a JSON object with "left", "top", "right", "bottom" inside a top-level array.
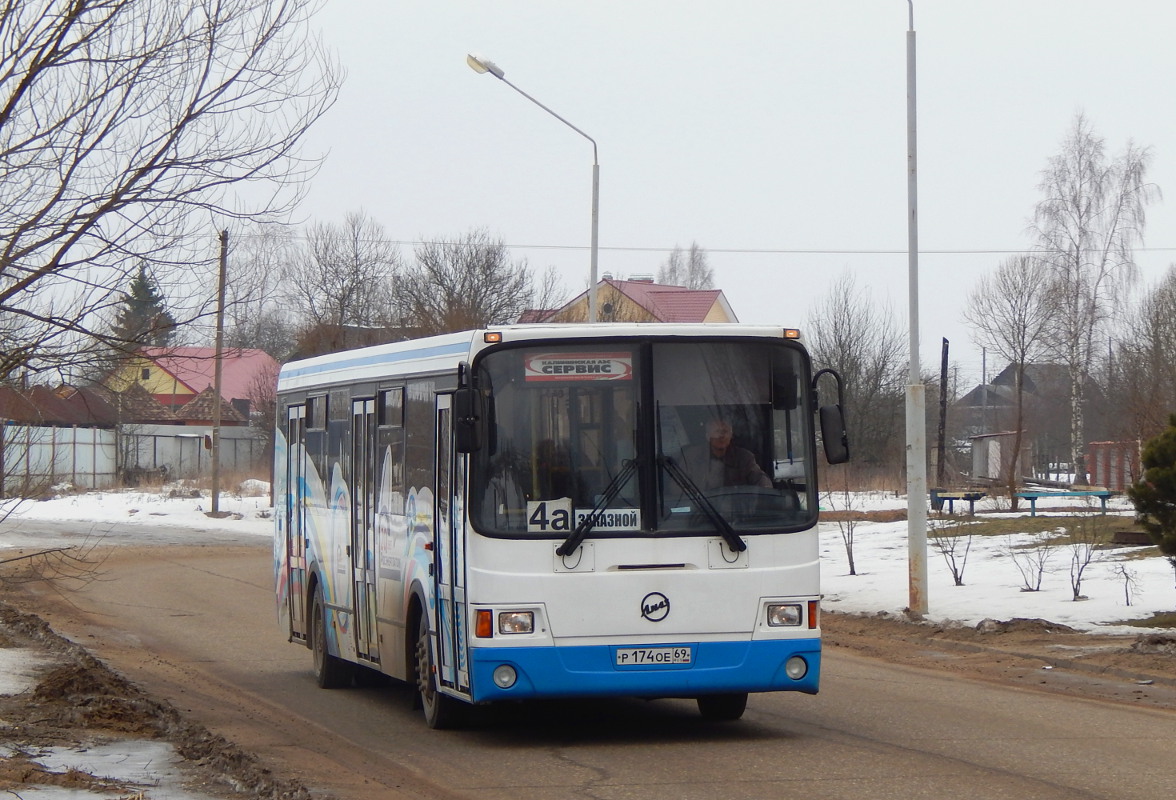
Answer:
[
  {"left": 766, "top": 603, "right": 803, "bottom": 627},
  {"left": 498, "top": 611, "right": 534, "bottom": 634}
]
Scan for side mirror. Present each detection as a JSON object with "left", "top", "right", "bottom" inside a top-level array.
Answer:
[
  {"left": 819, "top": 404, "right": 850, "bottom": 464},
  {"left": 812, "top": 368, "right": 850, "bottom": 465},
  {"left": 453, "top": 387, "right": 484, "bottom": 453}
]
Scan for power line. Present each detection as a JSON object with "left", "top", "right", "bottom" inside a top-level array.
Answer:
[{"left": 228, "top": 230, "right": 1176, "bottom": 257}]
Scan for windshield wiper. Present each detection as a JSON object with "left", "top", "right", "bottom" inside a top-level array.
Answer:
[
  {"left": 556, "top": 458, "right": 638, "bottom": 557},
  {"left": 659, "top": 456, "right": 746, "bottom": 553}
]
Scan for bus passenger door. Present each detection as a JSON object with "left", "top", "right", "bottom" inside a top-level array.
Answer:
[
  {"left": 286, "top": 405, "right": 308, "bottom": 642},
  {"left": 351, "top": 398, "right": 379, "bottom": 663},
  {"left": 433, "top": 395, "right": 471, "bottom": 699}
]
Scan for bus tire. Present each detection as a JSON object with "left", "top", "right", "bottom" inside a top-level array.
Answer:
[
  {"left": 414, "top": 614, "right": 465, "bottom": 729},
  {"left": 311, "top": 589, "right": 353, "bottom": 689},
  {"left": 696, "top": 692, "right": 748, "bottom": 721}
]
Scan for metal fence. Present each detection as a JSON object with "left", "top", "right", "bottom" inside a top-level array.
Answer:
[
  {"left": 0, "top": 424, "right": 116, "bottom": 495},
  {"left": 1, "top": 423, "right": 269, "bottom": 496}
]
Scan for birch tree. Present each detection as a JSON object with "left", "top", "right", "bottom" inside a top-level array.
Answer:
[
  {"left": 657, "top": 242, "right": 714, "bottom": 289},
  {"left": 0, "top": 0, "right": 339, "bottom": 381},
  {"left": 1032, "top": 113, "right": 1159, "bottom": 483}
]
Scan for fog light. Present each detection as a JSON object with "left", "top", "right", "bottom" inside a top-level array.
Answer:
[
  {"left": 498, "top": 611, "right": 534, "bottom": 634},
  {"left": 492, "top": 664, "right": 517, "bottom": 688},
  {"left": 767, "top": 603, "right": 803, "bottom": 627},
  {"left": 784, "top": 656, "right": 808, "bottom": 680}
]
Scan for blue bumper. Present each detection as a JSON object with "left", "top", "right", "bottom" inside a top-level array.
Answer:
[{"left": 469, "top": 638, "right": 820, "bottom": 702}]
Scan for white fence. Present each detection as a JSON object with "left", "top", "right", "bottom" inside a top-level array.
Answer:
[
  {"left": 0, "top": 424, "right": 116, "bottom": 494},
  {"left": 1, "top": 423, "right": 268, "bottom": 496}
]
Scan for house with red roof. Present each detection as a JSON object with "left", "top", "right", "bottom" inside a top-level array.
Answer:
[
  {"left": 104, "top": 347, "right": 278, "bottom": 424},
  {"left": 522, "top": 277, "right": 738, "bottom": 324}
]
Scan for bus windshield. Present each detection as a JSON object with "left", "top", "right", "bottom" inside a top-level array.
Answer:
[{"left": 469, "top": 339, "right": 816, "bottom": 539}]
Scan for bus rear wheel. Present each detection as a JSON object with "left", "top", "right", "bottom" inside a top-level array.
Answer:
[
  {"left": 311, "top": 589, "right": 353, "bottom": 689},
  {"left": 413, "top": 614, "right": 465, "bottom": 729},
  {"left": 696, "top": 692, "right": 748, "bottom": 721}
]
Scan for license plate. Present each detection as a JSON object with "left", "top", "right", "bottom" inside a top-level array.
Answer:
[{"left": 615, "top": 646, "right": 692, "bottom": 666}]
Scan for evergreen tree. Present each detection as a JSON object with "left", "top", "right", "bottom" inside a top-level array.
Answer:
[
  {"left": 111, "top": 264, "right": 177, "bottom": 347},
  {"left": 1127, "top": 413, "right": 1176, "bottom": 583}
]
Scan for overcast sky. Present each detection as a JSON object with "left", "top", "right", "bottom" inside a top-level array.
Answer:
[{"left": 294, "top": 1, "right": 1176, "bottom": 388}]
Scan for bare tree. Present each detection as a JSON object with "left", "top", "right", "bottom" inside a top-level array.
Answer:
[
  {"left": 1111, "top": 267, "right": 1176, "bottom": 442},
  {"left": 1067, "top": 512, "right": 1102, "bottom": 601},
  {"left": 283, "top": 211, "right": 400, "bottom": 335},
  {"left": 930, "top": 516, "right": 973, "bottom": 586},
  {"left": 806, "top": 272, "right": 906, "bottom": 473},
  {"left": 963, "top": 256, "right": 1054, "bottom": 506},
  {"left": 1032, "top": 113, "right": 1159, "bottom": 483},
  {"left": 657, "top": 242, "right": 715, "bottom": 289},
  {"left": 223, "top": 225, "right": 299, "bottom": 360},
  {"left": 396, "top": 230, "right": 537, "bottom": 336},
  {"left": 0, "top": 0, "right": 339, "bottom": 382},
  {"left": 1005, "top": 532, "right": 1055, "bottom": 592},
  {"left": 1112, "top": 563, "right": 1140, "bottom": 607},
  {"left": 246, "top": 358, "right": 280, "bottom": 470},
  {"left": 821, "top": 465, "right": 860, "bottom": 575}
]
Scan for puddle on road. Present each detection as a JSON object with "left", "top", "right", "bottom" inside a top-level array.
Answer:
[{"left": 1, "top": 740, "right": 223, "bottom": 800}]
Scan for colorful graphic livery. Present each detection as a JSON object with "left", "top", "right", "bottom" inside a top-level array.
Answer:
[{"left": 275, "top": 324, "right": 848, "bottom": 727}]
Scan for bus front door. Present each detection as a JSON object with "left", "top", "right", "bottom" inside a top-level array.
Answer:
[
  {"left": 351, "top": 398, "right": 379, "bottom": 664},
  {"left": 433, "top": 395, "right": 471, "bottom": 700},
  {"left": 285, "top": 405, "right": 308, "bottom": 642}
]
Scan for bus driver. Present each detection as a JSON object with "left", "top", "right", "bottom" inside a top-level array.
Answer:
[{"left": 681, "top": 418, "right": 773, "bottom": 491}]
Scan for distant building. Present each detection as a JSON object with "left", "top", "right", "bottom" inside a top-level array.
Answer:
[
  {"left": 104, "top": 346, "right": 278, "bottom": 422},
  {"left": 522, "top": 277, "right": 738, "bottom": 324}
]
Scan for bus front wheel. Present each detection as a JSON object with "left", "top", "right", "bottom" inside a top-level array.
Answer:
[
  {"left": 414, "top": 614, "right": 465, "bottom": 729},
  {"left": 696, "top": 692, "right": 748, "bottom": 721},
  {"left": 311, "top": 590, "right": 353, "bottom": 689}
]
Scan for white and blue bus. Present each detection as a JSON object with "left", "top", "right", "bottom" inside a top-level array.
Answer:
[{"left": 274, "top": 323, "right": 848, "bottom": 727}]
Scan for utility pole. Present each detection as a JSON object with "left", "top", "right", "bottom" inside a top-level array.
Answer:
[
  {"left": 937, "top": 338, "right": 949, "bottom": 487},
  {"left": 905, "top": 1, "right": 928, "bottom": 616},
  {"left": 211, "top": 229, "right": 228, "bottom": 515}
]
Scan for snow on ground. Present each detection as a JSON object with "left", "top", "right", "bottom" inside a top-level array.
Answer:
[
  {"left": 820, "top": 492, "right": 1176, "bottom": 633},
  {"left": 0, "top": 484, "right": 273, "bottom": 538},
  {"left": 2, "top": 485, "right": 1174, "bottom": 633}
]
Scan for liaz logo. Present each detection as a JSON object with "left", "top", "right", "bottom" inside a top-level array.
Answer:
[{"left": 640, "top": 592, "right": 670, "bottom": 622}]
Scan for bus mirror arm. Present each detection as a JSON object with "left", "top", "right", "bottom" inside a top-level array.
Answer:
[
  {"left": 556, "top": 458, "right": 639, "bottom": 557},
  {"left": 659, "top": 456, "right": 746, "bottom": 553}
]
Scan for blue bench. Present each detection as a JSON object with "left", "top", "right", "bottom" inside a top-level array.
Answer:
[
  {"left": 1014, "top": 489, "right": 1115, "bottom": 517},
  {"left": 930, "top": 489, "right": 987, "bottom": 515}
]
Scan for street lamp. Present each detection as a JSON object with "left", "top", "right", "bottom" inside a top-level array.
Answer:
[{"left": 467, "top": 53, "right": 599, "bottom": 323}]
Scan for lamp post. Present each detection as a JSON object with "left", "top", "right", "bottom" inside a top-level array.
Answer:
[{"left": 467, "top": 54, "right": 599, "bottom": 323}]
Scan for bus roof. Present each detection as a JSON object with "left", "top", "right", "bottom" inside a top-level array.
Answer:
[{"left": 277, "top": 323, "right": 802, "bottom": 393}]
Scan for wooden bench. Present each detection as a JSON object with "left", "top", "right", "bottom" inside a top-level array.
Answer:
[
  {"left": 1014, "top": 489, "right": 1115, "bottom": 517},
  {"left": 930, "top": 489, "right": 987, "bottom": 515}
]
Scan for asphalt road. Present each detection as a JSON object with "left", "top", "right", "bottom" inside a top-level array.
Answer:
[{"left": 11, "top": 530, "right": 1176, "bottom": 800}]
